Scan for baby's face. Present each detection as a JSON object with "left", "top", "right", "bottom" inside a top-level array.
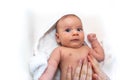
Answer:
[{"left": 56, "top": 16, "right": 84, "bottom": 48}]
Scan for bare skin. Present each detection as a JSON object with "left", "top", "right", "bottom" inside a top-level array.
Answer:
[
  {"left": 66, "top": 58, "right": 92, "bottom": 80},
  {"left": 88, "top": 55, "right": 110, "bottom": 80},
  {"left": 39, "top": 14, "right": 104, "bottom": 80},
  {"left": 66, "top": 55, "right": 110, "bottom": 80},
  {"left": 59, "top": 46, "right": 89, "bottom": 80}
]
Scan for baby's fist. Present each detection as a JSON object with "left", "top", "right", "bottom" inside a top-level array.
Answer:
[{"left": 87, "top": 33, "right": 97, "bottom": 42}]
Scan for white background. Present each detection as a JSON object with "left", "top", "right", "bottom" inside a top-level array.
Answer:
[{"left": 0, "top": 0, "right": 120, "bottom": 80}]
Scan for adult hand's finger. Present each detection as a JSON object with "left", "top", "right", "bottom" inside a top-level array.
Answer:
[
  {"left": 66, "top": 66, "right": 72, "bottom": 80},
  {"left": 80, "top": 58, "right": 88, "bottom": 80},
  {"left": 86, "top": 62, "right": 92, "bottom": 80},
  {"left": 93, "top": 74, "right": 102, "bottom": 80},
  {"left": 88, "top": 55, "right": 100, "bottom": 73},
  {"left": 73, "top": 60, "right": 82, "bottom": 80},
  {"left": 88, "top": 55, "right": 110, "bottom": 80}
]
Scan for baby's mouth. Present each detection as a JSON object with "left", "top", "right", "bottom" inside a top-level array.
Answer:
[{"left": 71, "top": 39, "right": 80, "bottom": 41}]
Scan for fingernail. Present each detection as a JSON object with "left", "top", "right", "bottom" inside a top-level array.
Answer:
[
  {"left": 77, "top": 60, "right": 81, "bottom": 66},
  {"left": 87, "top": 56, "right": 90, "bottom": 59},
  {"left": 68, "top": 65, "right": 71, "bottom": 69},
  {"left": 88, "top": 62, "right": 91, "bottom": 66},
  {"left": 79, "top": 60, "right": 82, "bottom": 63},
  {"left": 85, "top": 58, "right": 87, "bottom": 61}
]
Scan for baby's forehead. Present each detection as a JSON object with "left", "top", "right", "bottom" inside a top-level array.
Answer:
[
  {"left": 59, "top": 15, "right": 80, "bottom": 22},
  {"left": 58, "top": 15, "right": 80, "bottom": 25},
  {"left": 56, "top": 14, "right": 82, "bottom": 31}
]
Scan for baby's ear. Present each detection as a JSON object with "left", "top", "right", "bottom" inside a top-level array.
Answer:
[{"left": 56, "top": 33, "right": 60, "bottom": 43}]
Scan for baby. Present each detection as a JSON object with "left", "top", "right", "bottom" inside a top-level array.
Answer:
[{"left": 39, "top": 14, "right": 104, "bottom": 80}]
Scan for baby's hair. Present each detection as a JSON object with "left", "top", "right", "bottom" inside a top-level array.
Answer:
[{"left": 55, "top": 14, "right": 81, "bottom": 33}]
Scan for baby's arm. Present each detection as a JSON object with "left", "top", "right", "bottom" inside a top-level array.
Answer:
[
  {"left": 87, "top": 33, "right": 104, "bottom": 62},
  {"left": 39, "top": 47, "right": 61, "bottom": 80}
]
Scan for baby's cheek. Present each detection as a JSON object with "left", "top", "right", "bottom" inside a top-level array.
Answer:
[{"left": 62, "top": 38, "right": 69, "bottom": 44}]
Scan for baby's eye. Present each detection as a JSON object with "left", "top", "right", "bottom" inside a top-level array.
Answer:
[
  {"left": 65, "top": 28, "right": 71, "bottom": 32},
  {"left": 77, "top": 28, "right": 83, "bottom": 31}
]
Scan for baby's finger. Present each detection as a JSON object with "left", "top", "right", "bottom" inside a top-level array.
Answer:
[
  {"left": 73, "top": 60, "right": 82, "bottom": 80},
  {"left": 66, "top": 66, "right": 72, "bottom": 80},
  {"left": 86, "top": 62, "right": 92, "bottom": 80},
  {"left": 80, "top": 58, "right": 87, "bottom": 80}
]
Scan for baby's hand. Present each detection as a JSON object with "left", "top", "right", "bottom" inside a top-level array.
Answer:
[{"left": 87, "top": 33, "right": 97, "bottom": 42}]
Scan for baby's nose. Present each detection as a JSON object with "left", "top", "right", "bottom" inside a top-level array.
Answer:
[{"left": 72, "top": 30, "right": 79, "bottom": 36}]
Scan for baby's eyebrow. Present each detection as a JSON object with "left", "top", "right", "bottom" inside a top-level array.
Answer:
[
  {"left": 64, "top": 25, "right": 72, "bottom": 28},
  {"left": 76, "top": 25, "right": 83, "bottom": 28},
  {"left": 76, "top": 26, "right": 83, "bottom": 29}
]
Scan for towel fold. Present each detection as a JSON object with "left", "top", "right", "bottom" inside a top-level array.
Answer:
[
  {"left": 29, "top": 23, "right": 59, "bottom": 80},
  {"left": 29, "top": 53, "right": 48, "bottom": 80}
]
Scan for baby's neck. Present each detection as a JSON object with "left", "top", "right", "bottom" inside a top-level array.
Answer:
[{"left": 62, "top": 44, "right": 84, "bottom": 49}]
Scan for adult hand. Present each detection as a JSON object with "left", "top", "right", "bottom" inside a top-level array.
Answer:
[
  {"left": 66, "top": 58, "right": 92, "bottom": 80},
  {"left": 88, "top": 55, "right": 110, "bottom": 80}
]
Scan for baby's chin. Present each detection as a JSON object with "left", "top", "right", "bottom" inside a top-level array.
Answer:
[
  {"left": 68, "top": 44, "right": 83, "bottom": 48},
  {"left": 71, "top": 46, "right": 81, "bottom": 48}
]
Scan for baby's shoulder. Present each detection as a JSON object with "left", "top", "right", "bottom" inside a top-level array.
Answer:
[
  {"left": 53, "top": 46, "right": 63, "bottom": 52},
  {"left": 82, "top": 45, "right": 89, "bottom": 49},
  {"left": 53, "top": 46, "right": 60, "bottom": 51},
  {"left": 81, "top": 45, "right": 90, "bottom": 51},
  {"left": 54, "top": 46, "right": 69, "bottom": 52}
]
